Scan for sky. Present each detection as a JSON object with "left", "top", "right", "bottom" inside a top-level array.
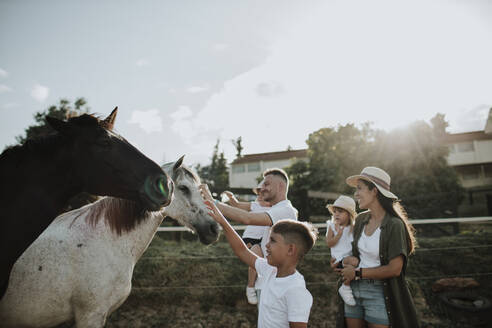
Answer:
[{"left": 1, "top": 0, "right": 492, "bottom": 166}]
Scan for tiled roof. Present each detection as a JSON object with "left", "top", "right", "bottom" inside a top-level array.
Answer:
[
  {"left": 441, "top": 131, "right": 492, "bottom": 144},
  {"left": 231, "top": 149, "right": 307, "bottom": 165}
]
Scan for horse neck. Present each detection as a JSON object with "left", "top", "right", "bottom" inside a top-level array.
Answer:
[
  {"left": 112, "top": 207, "right": 165, "bottom": 263},
  {"left": 0, "top": 137, "right": 81, "bottom": 217}
]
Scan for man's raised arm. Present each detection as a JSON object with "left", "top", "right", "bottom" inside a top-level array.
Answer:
[{"left": 217, "top": 202, "right": 272, "bottom": 226}]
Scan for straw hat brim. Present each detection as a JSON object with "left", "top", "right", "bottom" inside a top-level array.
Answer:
[
  {"left": 346, "top": 175, "right": 398, "bottom": 200},
  {"left": 326, "top": 204, "right": 357, "bottom": 219}
]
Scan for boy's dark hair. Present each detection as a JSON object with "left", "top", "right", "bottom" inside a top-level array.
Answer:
[
  {"left": 271, "top": 220, "right": 318, "bottom": 259},
  {"left": 263, "top": 168, "right": 289, "bottom": 185}
]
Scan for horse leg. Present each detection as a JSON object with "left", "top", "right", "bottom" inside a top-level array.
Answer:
[{"left": 73, "top": 309, "right": 108, "bottom": 328}]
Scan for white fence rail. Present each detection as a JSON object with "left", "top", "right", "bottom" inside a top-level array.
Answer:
[{"left": 156, "top": 216, "right": 492, "bottom": 232}]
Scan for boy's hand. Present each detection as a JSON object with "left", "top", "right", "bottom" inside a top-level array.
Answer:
[
  {"left": 199, "top": 184, "right": 214, "bottom": 202},
  {"left": 204, "top": 199, "right": 226, "bottom": 225}
]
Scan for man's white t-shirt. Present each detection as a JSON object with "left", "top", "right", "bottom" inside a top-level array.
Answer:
[
  {"left": 242, "top": 202, "right": 270, "bottom": 240},
  {"left": 260, "top": 200, "right": 298, "bottom": 256},
  {"left": 255, "top": 258, "right": 312, "bottom": 327}
]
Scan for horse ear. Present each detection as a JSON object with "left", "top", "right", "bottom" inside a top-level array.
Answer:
[
  {"left": 46, "top": 116, "right": 71, "bottom": 135},
  {"left": 102, "top": 107, "right": 118, "bottom": 130},
  {"left": 173, "top": 155, "right": 185, "bottom": 172}
]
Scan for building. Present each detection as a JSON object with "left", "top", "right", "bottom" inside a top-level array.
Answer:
[
  {"left": 229, "top": 109, "right": 492, "bottom": 215},
  {"left": 440, "top": 109, "right": 492, "bottom": 216},
  {"left": 229, "top": 149, "right": 307, "bottom": 194}
]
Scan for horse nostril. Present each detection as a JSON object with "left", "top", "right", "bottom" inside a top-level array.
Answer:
[
  {"left": 155, "top": 176, "right": 169, "bottom": 199},
  {"left": 209, "top": 221, "right": 219, "bottom": 236}
]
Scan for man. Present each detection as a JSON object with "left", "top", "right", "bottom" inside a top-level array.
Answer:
[{"left": 214, "top": 168, "right": 298, "bottom": 304}]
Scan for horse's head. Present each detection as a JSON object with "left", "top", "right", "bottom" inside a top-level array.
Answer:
[
  {"left": 46, "top": 108, "right": 173, "bottom": 211},
  {"left": 162, "top": 156, "right": 220, "bottom": 245}
]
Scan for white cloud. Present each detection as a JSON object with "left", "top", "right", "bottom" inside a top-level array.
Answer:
[
  {"left": 30, "top": 84, "right": 50, "bottom": 102},
  {"left": 187, "top": 85, "right": 209, "bottom": 93},
  {"left": 0, "top": 84, "right": 13, "bottom": 93},
  {"left": 0, "top": 68, "right": 8, "bottom": 78},
  {"left": 170, "top": 105, "right": 193, "bottom": 121},
  {"left": 168, "top": 88, "right": 177, "bottom": 94},
  {"left": 136, "top": 58, "right": 150, "bottom": 67},
  {"left": 170, "top": 106, "right": 196, "bottom": 143},
  {"left": 127, "top": 109, "right": 163, "bottom": 133},
  {"left": 188, "top": 0, "right": 492, "bottom": 156}
]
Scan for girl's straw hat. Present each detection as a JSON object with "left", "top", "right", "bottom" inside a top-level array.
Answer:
[
  {"left": 252, "top": 181, "right": 264, "bottom": 195},
  {"left": 346, "top": 166, "right": 398, "bottom": 200},
  {"left": 326, "top": 195, "right": 357, "bottom": 219}
]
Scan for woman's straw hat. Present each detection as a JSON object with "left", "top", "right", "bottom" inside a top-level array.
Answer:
[
  {"left": 346, "top": 166, "right": 398, "bottom": 200},
  {"left": 326, "top": 195, "right": 357, "bottom": 219}
]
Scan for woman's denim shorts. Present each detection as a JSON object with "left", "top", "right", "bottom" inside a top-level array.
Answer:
[{"left": 344, "top": 279, "right": 389, "bottom": 326}]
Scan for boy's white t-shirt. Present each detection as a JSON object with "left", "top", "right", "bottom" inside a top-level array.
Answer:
[
  {"left": 242, "top": 202, "right": 269, "bottom": 240},
  {"left": 255, "top": 257, "right": 312, "bottom": 327},
  {"left": 260, "top": 200, "right": 298, "bottom": 256},
  {"left": 327, "top": 221, "right": 353, "bottom": 262}
]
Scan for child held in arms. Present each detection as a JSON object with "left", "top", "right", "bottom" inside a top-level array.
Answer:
[
  {"left": 325, "top": 195, "right": 358, "bottom": 306},
  {"left": 200, "top": 184, "right": 318, "bottom": 328}
]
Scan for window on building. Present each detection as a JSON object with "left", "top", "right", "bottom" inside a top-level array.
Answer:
[
  {"left": 232, "top": 164, "right": 245, "bottom": 173},
  {"left": 247, "top": 162, "right": 260, "bottom": 172},
  {"left": 456, "top": 142, "right": 474, "bottom": 152},
  {"left": 460, "top": 166, "right": 480, "bottom": 180},
  {"left": 448, "top": 145, "right": 455, "bottom": 153},
  {"left": 484, "top": 164, "right": 492, "bottom": 178}
]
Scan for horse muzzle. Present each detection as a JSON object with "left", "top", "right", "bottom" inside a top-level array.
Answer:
[{"left": 140, "top": 174, "right": 174, "bottom": 211}]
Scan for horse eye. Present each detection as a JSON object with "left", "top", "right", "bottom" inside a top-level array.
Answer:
[{"left": 178, "top": 185, "right": 190, "bottom": 195}]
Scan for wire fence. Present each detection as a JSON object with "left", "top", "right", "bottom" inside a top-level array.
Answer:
[
  {"left": 132, "top": 217, "right": 492, "bottom": 292},
  {"left": 156, "top": 216, "right": 492, "bottom": 232}
]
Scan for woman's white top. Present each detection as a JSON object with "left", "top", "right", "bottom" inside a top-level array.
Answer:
[
  {"left": 327, "top": 221, "right": 353, "bottom": 262},
  {"left": 357, "top": 227, "right": 381, "bottom": 268}
]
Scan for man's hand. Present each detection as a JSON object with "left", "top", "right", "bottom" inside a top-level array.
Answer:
[{"left": 223, "top": 191, "right": 238, "bottom": 206}]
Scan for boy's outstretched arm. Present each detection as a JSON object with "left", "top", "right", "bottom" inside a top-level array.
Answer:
[{"left": 200, "top": 185, "right": 258, "bottom": 269}]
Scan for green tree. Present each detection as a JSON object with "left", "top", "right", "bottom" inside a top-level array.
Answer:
[
  {"left": 286, "top": 124, "right": 375, "bottom": 219},
  {"left": 285, "top": 119, "right": 464, "bottom": 221},
  {"left": 196, "top": 140, "right": 229, "bottom": 195},
  {"left": 232, "top": 136, "right": 243, "bottom": 159},
  {"left": 373, "top": 120, "right": 464, "bottom": 219}
]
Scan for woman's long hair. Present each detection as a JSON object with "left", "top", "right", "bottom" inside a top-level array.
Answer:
[{"left": 361, "top": 180, "right": 417, "bottom": 254}]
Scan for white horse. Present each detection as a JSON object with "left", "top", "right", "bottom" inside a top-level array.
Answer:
[{"left": 0, "top": 157, "right": 219, "bottom": 328}]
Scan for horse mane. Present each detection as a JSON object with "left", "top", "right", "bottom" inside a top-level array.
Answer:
[
  {"left": 0, "top": 134, "right": 64, "bottom": 171},
  {"left": 80, "top": 197, "right": 152, "bottom": 235},
  {"left": 78, "top": 161, "right": 198, "bottom": 235},
  {"left": 0, "top": 113, "right": 103, "bottom": 169}
]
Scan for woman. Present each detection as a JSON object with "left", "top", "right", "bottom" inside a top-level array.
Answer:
[{"left": 334, "top": 166, "right": 419, "bottom": 328}]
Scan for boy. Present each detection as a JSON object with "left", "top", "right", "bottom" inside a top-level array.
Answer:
[
  {"left": 200, "top": 184, "right": 318, "bottom": 328},
  {"left": 213, "top": 168, "right": 298, "bottom": 304}
]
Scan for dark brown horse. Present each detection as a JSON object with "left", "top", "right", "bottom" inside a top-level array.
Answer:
[{"left": 0, "top": 108, "right": 173, "bottom": 299}]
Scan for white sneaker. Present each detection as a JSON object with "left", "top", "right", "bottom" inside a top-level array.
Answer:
[
  {"left": 338, "top": 284, "right": 356, "bottom": 306},
  {"left": 246, "top": 287, "right": 258, "bottom": 305}
]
